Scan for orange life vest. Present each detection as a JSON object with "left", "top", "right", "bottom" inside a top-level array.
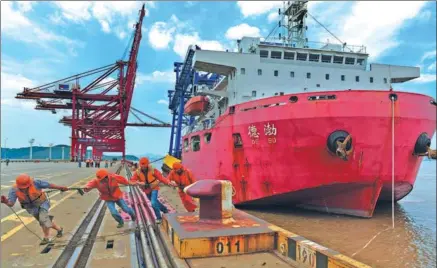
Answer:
[
  {"left": 136, "top": 166, "right": 159, "bottom": 189},
  {"left": 14, "top": 179, "right": 47, "bottom": 208},
  {"left": 170, "top": 169, "right": 194, "bottom": 190},
  {"left": 96, "top": 175, "right": 124, "bottom": 201}
]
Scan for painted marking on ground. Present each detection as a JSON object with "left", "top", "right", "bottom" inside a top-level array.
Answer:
[{"left": 7, "top": 216, "right": 34, "bottom": 224}]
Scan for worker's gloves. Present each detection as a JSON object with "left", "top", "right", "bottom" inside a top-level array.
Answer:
[
  {"left": 1, "top": 196, "right": 8, "bottom": 204},
  {"left": 169, "top": 181, "right": 178, "bottom": 188},
  {"left": 58, "top": 186, "right": 69, "bottom": 192},
  {"left": 83, "top": 187, "right": 91, "bottom": 193}
]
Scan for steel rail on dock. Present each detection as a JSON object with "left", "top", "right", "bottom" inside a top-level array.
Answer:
[
  {"left": 52, "top": 165, "right": 123, "bottom": 268},
  {"left": 125, "top": 165, "right": 185, "bottom": 268}
]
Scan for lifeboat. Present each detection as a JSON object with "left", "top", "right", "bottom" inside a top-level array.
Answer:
[{"left": 184, "top": 96, "right": 209, "bottom": 116}]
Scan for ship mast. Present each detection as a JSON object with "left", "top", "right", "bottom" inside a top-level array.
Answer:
[{"left": 281, "top": 0, "right": 309, "bottom": 48}]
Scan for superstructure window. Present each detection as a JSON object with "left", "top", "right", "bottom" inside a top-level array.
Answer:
[
  {"left": 260, "top": 50, "right": 268, "bottom": 58},
  {"left": 183, "top": 139, "right": 189, "bottom": 152},
  {"left": 384, "top": 78, "right": 388, "bottom": 83},
  {"left": 341, "top": 75, "right": 345, "bottom": 81},
  {"left": 307, "top": 72, "right": 311, "bottom": 79},
  {"left": 190, "top": 136, "right": 200, "bottom": 152},
  {"left": 316, "top": 84, "right": 320, "bottom": 87},
  {"left": 355, "top": 76, "right": 360, "bottom": 82},
  {"left": 325, "top": 74, "right": 330, "bottom": 80},
  {"left": 345, "top": 57, "right": 355, "bottom": 65},
  {"left": 241, "top": 68, "right": 245, "bottom": 75},
  {"left": 284, "top": 52, "right": 295, "bottom": 60},
  {"left": 290, "top": 71, "right": 295, "bottom": 78},
  {"left": 258, "top": 69, "right": 262, "bottom": 75},
  {"left": 271, "top": 51, "right": 282, "bottom": 59},
  {"left": 297, "top": 53, "right": 307, "bottom": 61},
  {"left": 204, "top": 133, "right": 212, "bottom": 144},
  {"left": 309, "top": 54, "right": 320, "bottom": 62},
  {"left": 357, "top": 58, "right": 365, "bottom": 65},
  {"left": 333, "top": 56, "right": 343, "bottom": 64},
  {"left": 232, "top": 133, "right": 243, "bottom": 148},
  {"left": 321, "top": 55, "right": 332, "bottom": 63},
  {"left": 252, "top": 90, "right": 257, "bottom": 97},
  {"left": 274, "top": 70, "right": 279, "bottom": 77},
  {"left": 370, "top": 77, "right": 374, "bottom": 83}
]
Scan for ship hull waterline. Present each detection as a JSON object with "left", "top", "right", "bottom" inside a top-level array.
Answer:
[{"left": 180, "top": 90, "right": 436, "bottom": 218}]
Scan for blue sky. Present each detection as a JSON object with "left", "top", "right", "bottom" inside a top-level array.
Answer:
[{"left": 1, "top": 1, "right": 436, "bottom": 156}]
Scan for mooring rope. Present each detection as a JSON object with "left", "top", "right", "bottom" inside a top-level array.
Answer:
[
  {"left": 391, "top": 95, "right": 395, "bottom": 229},
  {"left": 7, "top": 206, "right": 43, "bottom": 241}
]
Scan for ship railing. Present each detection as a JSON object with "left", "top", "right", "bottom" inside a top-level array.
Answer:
[{"left": 260, "top": 39, "right": 367, "bottom": 54}]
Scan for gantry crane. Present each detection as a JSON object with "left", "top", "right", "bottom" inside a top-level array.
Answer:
[{"left": 16, "top": 4, "right": 170, "bottom": 161}]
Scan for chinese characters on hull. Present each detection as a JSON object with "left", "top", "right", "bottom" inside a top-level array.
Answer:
[{"left": 248, "top": 123, "right": 277, "bottom": 145}]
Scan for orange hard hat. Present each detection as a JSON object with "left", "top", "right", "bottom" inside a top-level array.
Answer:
[
  {"left": 173, "top": 162, "right": 183, "bottom": 170},
  {"left": 139, "top": 157, "right": 149, "bottom": 167},
  {"left": 16, "top": 174, "right": 31, "bottom": 189},
  {"left": 96, "top": 169, "right": 109, "bottom": 180}
]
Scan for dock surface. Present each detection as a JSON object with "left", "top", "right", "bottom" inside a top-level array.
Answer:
[{"left": 1, "top": 162, "right": 371, "bottom": 268}]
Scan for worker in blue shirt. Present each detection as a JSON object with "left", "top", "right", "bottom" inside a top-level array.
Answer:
[{"left": 1, "top": 174, "right": 68, "bottom": 245}]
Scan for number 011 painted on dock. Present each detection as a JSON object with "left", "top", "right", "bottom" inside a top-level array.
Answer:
[{"left": 214, "top": 238, "right": 242, "bottom": 255}]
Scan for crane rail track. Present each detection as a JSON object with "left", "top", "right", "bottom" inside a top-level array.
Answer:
[
  {"left": 125, "top": 165, "right": 184, "bottom": 268},
  {"left": 52, "top": 165, "right": 122, "bottom": 268}
]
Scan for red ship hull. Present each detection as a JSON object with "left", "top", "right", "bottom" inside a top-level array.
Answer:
[{"left": 181, "top": 90, "right": 436, "bottom": 218}]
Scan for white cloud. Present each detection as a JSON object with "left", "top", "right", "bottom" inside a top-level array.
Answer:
[
  {"left": 411, "top": 74, "right": 437, "bottom": 84},
  {"left": 51, "top": 2, "right": 147, "bottom": 37},
  {"left": 418, "top": 10, "right": 432, "bottom": 21},
  {"left": 136, "top": 70, "right": 174, "bottom": 84},
  {"left": 158, "top": 99, "right": 169, "bottom": 105},
  {"left": 427, "top": 62, "right": 436, "bottom": 72},
  {"left": 267, "top": 12, "right": 279, "bottom": 23},
  {"left": 53, "top": 2, "right": 92, "bottom": 23},
  {"left": 421, "top": 50, "right": 436, "bottom": 62},
  {"left": 307, "top": 1, "right": 428, "bottom": 59},
  {"left": 17, "top": 1, "right": 36, "bottom": 13},
  {"left": 48, "top": 12, "right": 66, "bottom": 25},
  {"left": 146, "top": 14, "right": 224, "bottom": 58},
  {"left": 148, "top": 17, "right": 177, "bottom": 49},
  {"left": 185, "top": 2, "right": 196, "bottom": 7},
  {"left": 2, "top": 56, "right": 61, "bottom": 79},
  {"left": 225, "top": 23, "right": 261, "bottom": 40},
  {"left": 173, "top": 33, "right": 225, "bottom": 58},
  {"left": 117, "top": 30, "right": 127, "bottom": 39},
  {"left": 236, "top": 1, "right": 282, "bottom": 17},
  {"left": 1, "top": 71, "right": 37, "bottom": 109},
  {"left": 1, "top": 2, "right": 83, "bottom": 57}
]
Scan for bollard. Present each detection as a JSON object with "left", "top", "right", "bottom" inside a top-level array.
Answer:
[
  {"left": 163, "top": 179, "right": 275, "bottom": 258},
  {"left": 185, "top": 179, "right": 234, "bottom": 223}
]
